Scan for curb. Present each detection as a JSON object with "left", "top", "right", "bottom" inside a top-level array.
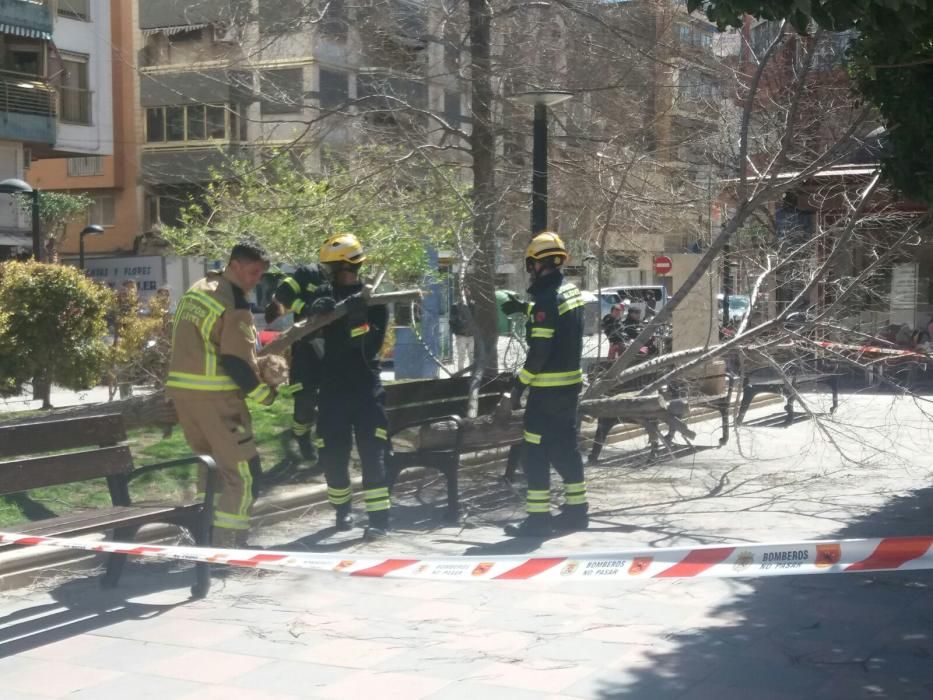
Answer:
[{"left": 0, "top": 395, "right": 782, "bottom": 591}]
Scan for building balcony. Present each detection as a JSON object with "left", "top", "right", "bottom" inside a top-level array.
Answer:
[
  {"left": 0, "top": 0, "right": 53, "bottom": 39},
  {"left": 141, "top": 143, "right": 249, "bottom": 185},
  {"left": 139, "top": 0, "right": 249, "bottom": 31},
  {"left": 0, "top": 69, "right": 56, "bottom": 144}
]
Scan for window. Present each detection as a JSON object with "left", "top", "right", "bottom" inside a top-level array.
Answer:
[
  {"left": 319, "top": 68, "right": 349, "bottom": 110},
  {"left": 321, "top": 0, "right": 347, "bottom": 40},
  {"left": 145, "top": 104, "right": 231, "bottom": 143},
  {"left": 677, "top": 24, "right": 713, "bottom": 50},
  {"left": 260, "top": 68, "right": 304, "bottom": 115},
  {"left": 87, "top": 195, "right": 115, "bottom": 228},
  {"left": 750, "top": 20, "right": 781, "bottom": 56},
  {"left": 67, "top": 156, "right": 103, "bottom": 176},
  {"left": 679, "top": 71, "right": 719, "bottom": 101},
  {"left": 6, "top": 48, "right": 42, "bottom": 76},
  {"left": 59, "top": 55, "right": 92, "bottom": 124},
  {"left": 58, "top": 0, "right": 90, "bottom": 21},
  {"left": 444, "top": 92, "right": 461, "bottom": 128}
]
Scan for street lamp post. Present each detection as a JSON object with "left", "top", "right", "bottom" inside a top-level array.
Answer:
[
  {"left": 512, "top": 91, "right": 574, "bottom": 236},
  {"left": 0, "top": 178, "right": 40, "bottom": 261},
  {"left": 79, "top": 225, "right": 105, "bottom": 270}
]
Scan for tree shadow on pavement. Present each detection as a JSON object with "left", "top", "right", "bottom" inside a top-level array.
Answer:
[
  {"left": 592, "top": 444, "right": 719, "bottom": 470},
  {"left": 595, "top": 486, "right": 933, "bottom": 699},
  {"left": 740, "top": 411, "right": 814, "bottom": 428}
]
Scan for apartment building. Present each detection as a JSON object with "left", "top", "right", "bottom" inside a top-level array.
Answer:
[
  {"left": 25, "top": 0, "right": 133, "bottom": 260},
  {"left": 0, "top": 0, "right": 115, "bottom": 259}
]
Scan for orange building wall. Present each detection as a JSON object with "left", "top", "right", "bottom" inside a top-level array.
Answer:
[{"left": 27, "top": 0, "right": 141, "bottom": 257}]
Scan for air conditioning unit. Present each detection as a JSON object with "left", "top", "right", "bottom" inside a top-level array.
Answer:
[{"left": 213, "top": 24, "right": 238, "bottom": 44}]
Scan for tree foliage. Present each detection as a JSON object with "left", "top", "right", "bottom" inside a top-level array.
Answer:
[
  {"left": 0, "top": 261, "right": 113, "bottom": 398},
  {"left": 19, "top": 191, "right": 93, "bottom": 260},
  {"left": 688, "top": 0, "right": 933, "bottom": 203},
  {"left": 161, "top": 153, "right": 470, "bottom": 285},
  {"left": 107, "top": 284, "right": 172, "bottom": 396}
]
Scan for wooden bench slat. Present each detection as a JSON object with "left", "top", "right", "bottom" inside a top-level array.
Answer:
[
  {"left": 7, "top": 504, "right": 201, "bottom": 538},
  {"left": 0, "top": 414, "right": 126, "bottom": 459},
  {"left": 0, "top": 446, "right": 134, "bottom": 495}
]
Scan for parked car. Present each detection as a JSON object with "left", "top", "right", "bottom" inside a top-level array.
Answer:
[
  {"left": 599, "top": 285, "right": 668, "bottom": 317},
  {"left": 717, "top": 293, "right": 750, "bottom": 323}
]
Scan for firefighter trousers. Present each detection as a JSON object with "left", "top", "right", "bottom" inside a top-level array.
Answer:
[
  {"left": 522, "top": 387, "right": 587, "bottom": 515},
  {"left": 169, "top": 391, "right": 259, "bottom": 533},
  {"left": 289, "top": 339, "right": 322, "bottom": 437},
  {"left": 316, "top": 384, "right": 390, "bottom": 516}
]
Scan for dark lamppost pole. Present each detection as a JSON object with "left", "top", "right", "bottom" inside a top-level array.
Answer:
[
  {"left": 79, "top": 225, "right": 105, "bottom": 271},
  {"left": 0, "top": 178, "right": 41, "bottom": 261},
  {"left": 512, "top": 91, "right": 574, "bottom": 236}
]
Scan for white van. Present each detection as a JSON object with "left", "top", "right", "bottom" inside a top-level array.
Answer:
[{"left": 599, "top": 285, "right": 668, "bottom": 317}]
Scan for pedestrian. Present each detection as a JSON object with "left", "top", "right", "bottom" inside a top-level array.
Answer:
[
  {"left": 166, "top": 241, "right": 277, "bottom": 548},
  {"left": 502, "top": 232, "right": 588, "bottom": 537},
  {"left": 311, "top": 233, "right": 392, "bottom": 539},
  {"left": 450, "top": 289, "right": 475, "bottom": 371},
  {"left": 265, "top": 263, "right": 331, "bottom": 463},
  {"left": 601, "top": 303, "right": 626, "bottom": 359}
]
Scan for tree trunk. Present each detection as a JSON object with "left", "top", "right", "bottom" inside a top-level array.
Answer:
[{"left": 467, "top": 0, "right": 500, "bottom": 411}]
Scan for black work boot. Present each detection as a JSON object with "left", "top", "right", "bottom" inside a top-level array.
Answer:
[
  {"left": 503, "top": 512, "right": 553, "bottom": 538},
  {"left": 363, "top": 510, "right": 390, "bottom": 540},
  {"left": 295, "top": 432, "right": 317, "bottom": 462},
  {"left": 552, "top": 503, "right": 589, "bottom": 532},
  {"left": 335, "top": 503, "right": 354, "bottom": 531}
]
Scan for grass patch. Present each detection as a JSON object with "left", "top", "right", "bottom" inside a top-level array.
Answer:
[{"left": 0, "top": 400, "right": 296, "bottom": 528}]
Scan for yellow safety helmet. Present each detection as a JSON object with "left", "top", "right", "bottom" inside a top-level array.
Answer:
[
  {"left": 525, "top": 232, "right": 569, "bottom": 264},
  {"left": 319, "top": 233, "right": 366, "bottom": 265}
]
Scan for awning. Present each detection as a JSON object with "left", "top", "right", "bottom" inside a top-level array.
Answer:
[
  {"left": 142, "top": 23, "right": 209, "bottom": 37},
  {"left": 0, "top": 233, "right": 31, "bottom": 248},
  {"left": 0, "top": 23, "right": 52, "bottom": 41}
]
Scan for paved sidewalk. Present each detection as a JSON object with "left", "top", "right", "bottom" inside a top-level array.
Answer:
[{"left": 1, "top": 393, "right": 932, "bottom": 698}]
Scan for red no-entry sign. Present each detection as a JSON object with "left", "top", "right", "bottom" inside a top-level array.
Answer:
[{"left": 654, "top": 255, "right": 673, "bottom": 276}]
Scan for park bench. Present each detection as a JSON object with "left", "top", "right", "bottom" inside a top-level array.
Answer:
[
  {"left": 736, "top": 355, "right": 839, "bottom": 425},
  {"left": 0, "top": 414, "right": 216, "bottom": 598},
  {"left": 385, "top": 373, "right": 517, "bottom": 522},
  {"left": 586, "top": 360, "right": 735, "bottom": 464}
]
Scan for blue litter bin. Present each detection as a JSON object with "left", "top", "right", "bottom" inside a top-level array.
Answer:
[{"left": 393, "top": 326, "right": 439, "bottom": 379}]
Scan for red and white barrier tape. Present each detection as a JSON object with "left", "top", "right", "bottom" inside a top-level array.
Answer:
[
  {"left": 2, "top": 532, "right": 932, "bottom": 582},
  {"left": 813, "top": 340, "right": 928, "bottom": 359}
]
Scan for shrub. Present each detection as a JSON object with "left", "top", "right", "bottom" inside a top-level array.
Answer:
[{"left": 0, "top": 261, "right": 113, "bottom": 405}]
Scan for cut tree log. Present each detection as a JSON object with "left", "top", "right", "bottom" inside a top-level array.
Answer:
[
  {"left": 259, "top": 288, "right": 423, "bottom": 357},
  {"left": 414, "top": 392, "right": 695, "bottom": 452}
]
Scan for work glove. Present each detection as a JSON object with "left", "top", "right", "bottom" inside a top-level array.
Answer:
[
  {"left": 264, "top": 301, "right": 283, "bottom": 325},
  {"left": 343, "top": 294, "right": 369, "bottom": 325},
  {"left": 501, "top": 292, "right": 527, "bottom": 316},
  {"left": 509, "top": 378, "right": 526, "bottom": 411},
  {"left": 309, "top": 295, "right": 337, "bottom": 315}
]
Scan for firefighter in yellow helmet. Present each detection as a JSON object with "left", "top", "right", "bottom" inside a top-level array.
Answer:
[
  {"left": 166, "top": 241, "right": 276, "bottom": 548},
  {"left": 502, "top": 232, "right": 588, "bottom": 537},
  {"left": 309, "top": 233, "right": 392, "bottom": 538}
]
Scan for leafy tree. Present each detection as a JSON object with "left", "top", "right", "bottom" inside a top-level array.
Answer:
[
  {"left": 107, "top": 284, "right": 172, "bottom": 398},
  {"left": 0, "top": 261, "right": 113, "bottom": 408},
  {"left": 688, "top": 0, "right": 933, "bottom": 203},
  {"left": 161, "top": 153, "right": 470, "bottom": 285},
  {"left": 19, "top": 192, "right": 93, "bottom": 261}
]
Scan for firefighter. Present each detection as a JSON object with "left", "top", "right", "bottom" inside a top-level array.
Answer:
[
  {"left": 166, "top": 242, "right": 277, "bottom": 548},
  {"left": 265, "top": 263, "right": 331, "bottom": 463},
  {"left": 310, "top": 233, "right": 391, "bottom": 538},
  {"left": 502, "top": 232, "right": 588, "bottom": 537}
]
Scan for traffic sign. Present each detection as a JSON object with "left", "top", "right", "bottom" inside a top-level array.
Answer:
[{"left": 653, "top": 255, "right": 673, "bottom": 276}]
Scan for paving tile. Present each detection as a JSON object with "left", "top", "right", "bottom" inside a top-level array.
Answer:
[
  {"left": 21, "top": 633, "right": 114, "bottom": 662},
  {"left": 314, "top": 670, "right": 451, "bottom": 700},
  {"left": 470, "top": 660, "right": 597, "bottom": 693},
  {"left": 438, "top": 629, "right": 538, "bottom": 655},
  {"left": 67, "top": 673, "right": 202, "bottom": 700},
  {"left": 176, "top": 685, "right": 305, "bottom": 700},
  {"left": 424, "top": 680, "right": 544, "bottom": 700},
  {"left": 61, "top": 638, "right": 190, "bottom": 672},
  {"left": 0, "top": 657, "right": 122, "bottom": 698},
  {"left": 139, "top": 648, "right": 273, "bottom": 684},
  {"left": 231, "top": 659, "right": 348, "bottom": 697},
  {"left": 95, "top": 616, "right": 243, "bottom": 648},
  {"left": 290, "top": 636, "right": 407, "bottom": 668}
]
